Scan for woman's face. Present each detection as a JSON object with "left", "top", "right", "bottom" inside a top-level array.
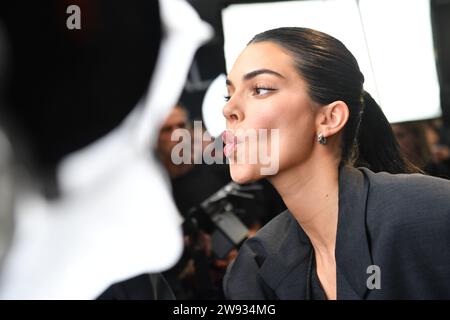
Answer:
[{"left": 223, "top": 41, "right": 318, "bottom": 184}]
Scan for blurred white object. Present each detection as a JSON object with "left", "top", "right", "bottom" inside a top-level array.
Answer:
[
  {"left": 202, "top": 73, "right": 228, "bottom": 138},
  {"left": 0, "top": 0, "right": 213, "bottom": 299},
  {"left": 358, "top": 0, "right": 441, "bottom": 123},
  {"left": 222, "top": 0, "right": 440, "bottom": 123}
]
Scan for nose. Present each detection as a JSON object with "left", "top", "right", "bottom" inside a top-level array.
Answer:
[{"left": 222, "top": 99, "right": 243, "bottom": 126}]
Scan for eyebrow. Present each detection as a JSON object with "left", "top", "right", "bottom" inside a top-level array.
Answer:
[{"left": 226, "top": 68, "right": 285, "bottom": 87}]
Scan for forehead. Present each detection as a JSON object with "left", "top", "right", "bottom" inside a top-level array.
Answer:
[{"left": 228, "top": 41, "right": 296, "bottom": 81}]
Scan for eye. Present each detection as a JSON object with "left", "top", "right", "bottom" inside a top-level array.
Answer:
[
  {"left": 253, "top": 86, "right": 276, "bottom": 97},
  {"left": 224, "top": 95, "right": 231, "bottom": 102}
]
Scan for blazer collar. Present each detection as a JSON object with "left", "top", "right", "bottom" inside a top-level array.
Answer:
[
  {"left": 335, "top": 165, "right": 373, "bottom": 299},
  {"left": 258, "top": 165, "right": 373, "bottom": 299},
  {"left": 258, "top": 210, "right": 311, "bottom": 298}
]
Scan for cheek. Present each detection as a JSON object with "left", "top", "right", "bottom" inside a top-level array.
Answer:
[
  {"left": 228, "top": 97, "right": 316, "bottom": 183},
  {"left": 228, "top": 102, "right": 281, "bottom": 182},
  {"left": 275, "top": 102, "right": 317, "bottom": 169},
  {"left": 243, "top": 102, "right": 279, "bottom": 130}
]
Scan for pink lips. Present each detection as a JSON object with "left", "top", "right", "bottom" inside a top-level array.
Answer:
[{"left": 222, "top": 130, "right": 237, "bottom": 157}]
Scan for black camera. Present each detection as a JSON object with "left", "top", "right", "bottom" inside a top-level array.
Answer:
[{"left": 184, "top": 182, "right": 262, "bottom": 259}]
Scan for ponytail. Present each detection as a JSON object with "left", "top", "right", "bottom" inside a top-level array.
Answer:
[{"left": 354, "top": 91, "right": 422, "bottom": 174}]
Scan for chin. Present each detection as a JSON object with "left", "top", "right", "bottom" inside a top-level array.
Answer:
[{"left": 229, "top": 163, "right": 261, "bottom": 184}]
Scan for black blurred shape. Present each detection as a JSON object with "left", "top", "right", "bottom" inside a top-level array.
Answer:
[
  {"left": 97, "top": 273, "right": 176, "bottom": 300},
  {"left": 0, "top": 1, "right": 161, "bottom": 174}
]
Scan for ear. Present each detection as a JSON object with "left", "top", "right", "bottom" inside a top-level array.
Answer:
[{"left": 315, "top": 101, "right": 350, "bottom": 139}]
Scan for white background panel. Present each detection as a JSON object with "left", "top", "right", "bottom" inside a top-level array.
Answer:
[
  {"left": 221, "top": 0, "right": 441, "bottom": 123},
  {"left": 359, "top": 0, "right": 441, "bottom": 123}
]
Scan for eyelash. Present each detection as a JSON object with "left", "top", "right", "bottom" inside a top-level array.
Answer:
[{"left": 224, "top": 85, "right": 276, "bottom": 102}]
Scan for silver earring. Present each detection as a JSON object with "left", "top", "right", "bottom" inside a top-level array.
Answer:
[{"left": 317, "top": 133, "right": 327, "bottom": 145}]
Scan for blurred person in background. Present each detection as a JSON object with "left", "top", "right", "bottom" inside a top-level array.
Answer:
[
  {"left": 156, "top": 104, "right": 194, "bottom": 179},
  {"left": 426, "top": 119, "right": 450, "bottom": 176},
  {"left": 156, "top": 107, "right": 231, "bottom": 299},
  {"left": 392, "top": 120, "right": 450, "bottom": 179}
]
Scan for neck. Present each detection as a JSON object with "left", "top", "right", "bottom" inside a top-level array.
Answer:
[{"left": 269, "top": 156, "right": 340, "bottom": 256}]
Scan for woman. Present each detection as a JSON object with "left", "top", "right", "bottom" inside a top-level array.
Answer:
[{"left": 222, "top": 27, "right": 450, "bottom": 300}]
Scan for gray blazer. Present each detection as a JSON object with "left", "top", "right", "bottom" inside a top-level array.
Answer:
[{"left": 224, "top": 165, "right": 450, "bottom": 299}]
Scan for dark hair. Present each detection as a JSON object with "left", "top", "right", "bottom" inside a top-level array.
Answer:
[
  {"left": 357, "top": 91, "right": 421, "bottom": 173},
  {"left": 249, "top": 27, "right": 420, "bottom": 174}
]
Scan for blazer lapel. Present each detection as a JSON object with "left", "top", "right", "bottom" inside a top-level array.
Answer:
[
  {"left": 258, "top": 212, "right": 312, "bottom": 299},
  {"left": 335, "top": 165, "right": 374, "bottom": 299}
]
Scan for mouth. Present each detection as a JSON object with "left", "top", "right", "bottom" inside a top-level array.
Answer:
[{"left": 222, "top": 130, "right": 238, "bottom": 158}]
